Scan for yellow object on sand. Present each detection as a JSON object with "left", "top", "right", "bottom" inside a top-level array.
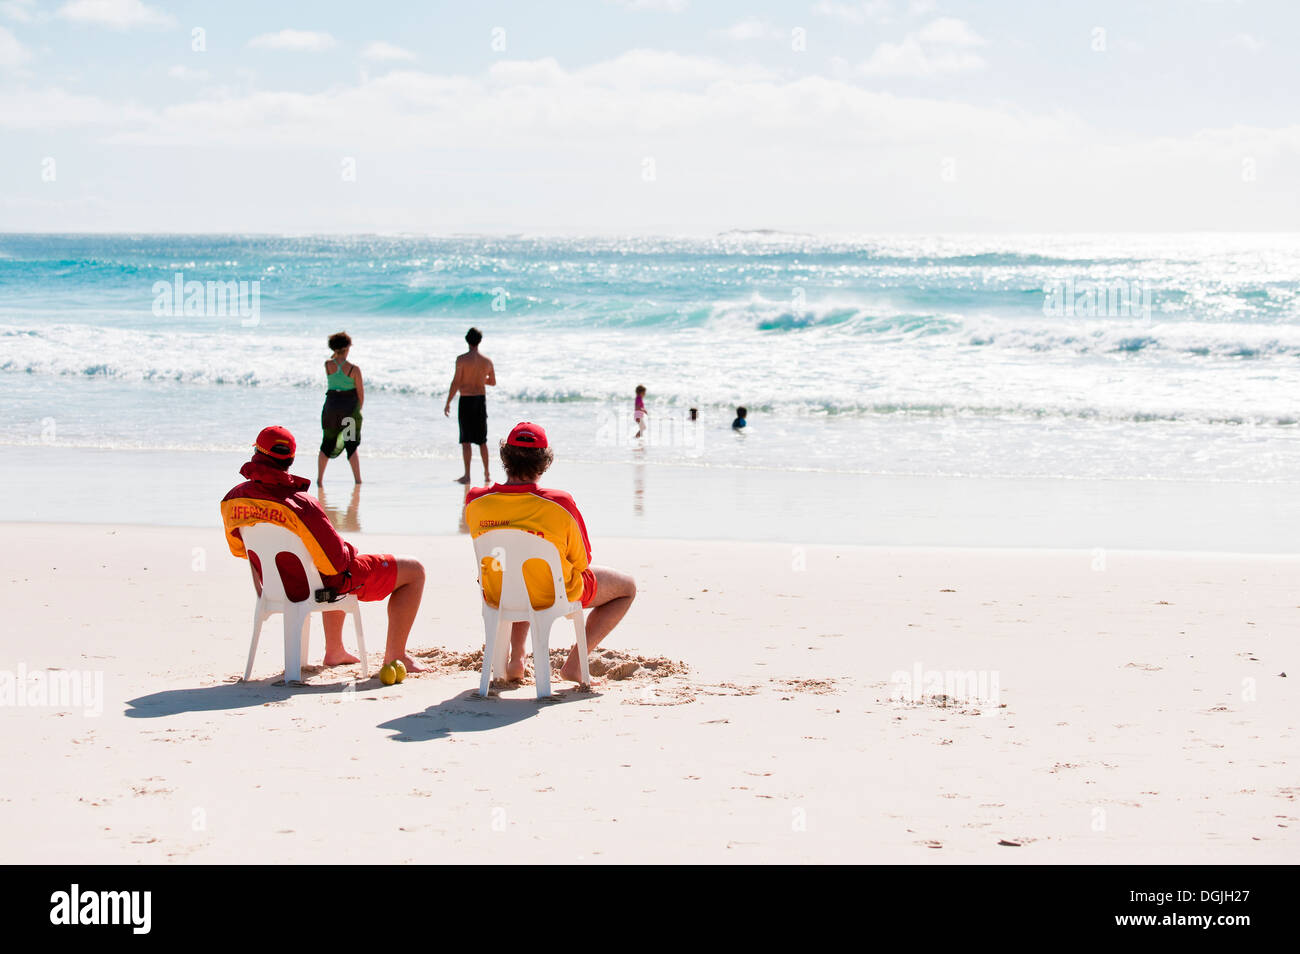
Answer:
[
  {"left": 379, "top": 663, "right": 397, "bottom": 686},
  {"left": 392, "top": 660, "right": 407, "bottom": 683}
]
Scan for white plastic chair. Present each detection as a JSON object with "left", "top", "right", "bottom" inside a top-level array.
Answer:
[
  {"left": 240, "top": 523, "right": 369, "bottom": 684},
  {"left": 473, "top": 529, "right": 590, "bottom": 698}
]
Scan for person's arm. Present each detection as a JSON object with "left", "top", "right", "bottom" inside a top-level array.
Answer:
[
  {"left": 485, "top": 358, "right": 496, "bottom": 387},
  {"left": 351, "top": 364, "right": 364, "bottom": 411},
  {"left": 443, "top": 359, "right": 461, "bottom": 417},
  {"left": 297, "top": 495, "right": 355, "bottom": 577}
]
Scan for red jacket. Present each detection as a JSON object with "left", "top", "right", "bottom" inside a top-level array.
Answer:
[{"left": 220, "top": 459, "right": 356, "bottom": 591}]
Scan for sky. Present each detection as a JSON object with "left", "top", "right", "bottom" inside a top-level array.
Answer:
[{"left": 0, "top": 0, "right": 1297, "bottom": 233}]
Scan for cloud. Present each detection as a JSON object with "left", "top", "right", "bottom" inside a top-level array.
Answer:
[
  {"left": 0, "top": 23, "right": 29, "bottom": 68},
  {"left": 718, "top": 18, "right": 783, "bottom": 42},
  {"left": 3, "top": 49, "right": 1298, "bottom": 232},
  {"left": 1225, "top": 32, "right": 1264, "bottom": 52},
  {"left": 0, "top": 0, "right": 36, "bottom": 23},
  {"left": 0, "top": 85, "right": 153, "bottom": 127},
  {"left": 247, "top": 29, "right": 337, "bottom": 52},
  {"left": 914, "top": 17, "right": 983, "bottom": 47},
  {"left": 55, "top": 0, "right": 174, "bottom": 28},
  {"left": 26, "top": 53, "right": 1055, "bottom": 157},
  {"left": 572, "top": 48, "right": 775, "bottom": 88},
  {"left": 361, "top": 40, "right": 415, "bottom": 62},
  {"left": 860, "top": 17, "right": 986, "bottom": 76}
]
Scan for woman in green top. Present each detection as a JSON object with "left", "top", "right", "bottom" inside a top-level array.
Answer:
[{"left": 318, "top": 331, "right": 364, "bottom": 486}]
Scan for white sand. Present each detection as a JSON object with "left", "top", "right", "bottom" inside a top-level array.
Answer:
[{"left": 1, "top": 523, "right": 1296, "bottom": 863}]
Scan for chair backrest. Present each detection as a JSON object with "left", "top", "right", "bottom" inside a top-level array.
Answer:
[
  {"left": 472, "top": 528, "right": 568, "bottom": 613},
  {"left": 240, "top": 523, "right": 324, "bottom": 604}
]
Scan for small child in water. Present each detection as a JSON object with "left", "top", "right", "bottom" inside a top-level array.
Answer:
[
  {"left": 732, "top": 406, "right": 747, "bottom": 429},
  {"left": 634, "top": 385, "right": 648, "bottom": 438}
]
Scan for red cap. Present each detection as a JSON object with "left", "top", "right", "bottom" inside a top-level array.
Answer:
[
  {"left": 254, "top": 425, "right": 296, "bottom": 460},
  {"left": 506, "top": 421, "right": 548, "bottom": 448}
]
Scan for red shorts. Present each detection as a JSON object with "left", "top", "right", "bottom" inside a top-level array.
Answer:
[
  {"left": 347, "top": 553, "right": 399, "bottom": 602},
  {"left": 580, "top": 567, "right": 597, "bottom": 608}
]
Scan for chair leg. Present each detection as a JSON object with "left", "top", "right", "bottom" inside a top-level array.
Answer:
[
  {"left": 245, "top": 604, "right": 265, "bottom": 681},
  {"left": 571, "top": 610, "right": 591, "bottom": 687},
  {"left": 300, "top": 612, "right": 311, "bottom": 668},
  {"left": 533, "top": 618, "right": 552, "bottom": 698},
  {"left": 283, "top": 607, "right": 304, "bottom": 684},
  {"left": 350, "top": 603, "right": 369, "bottom": 679},
  {"left": 493, "top": 618, "right": 510, "bottom": 680},
  {"left": 479, "top": 609, "right": 500, "bottom": 698}
]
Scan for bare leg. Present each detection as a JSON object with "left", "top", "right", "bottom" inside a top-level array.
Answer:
[
  {"left": 321, "top": 610, "right": 360, "bottom": 666},
  {"left": 348, "top": 450, "right": 362, "bottom": 484},
  {"left": 559, "top": 566, "right": 636, "bottom": 682},
  {"left": 383, "top": 558, "right": 426, "bottom": 670},
  {"left": 455, "top": 443, "right": 471, "bottom": 483},
  {"left": 479, "top": 443, "right": 491, "bottom": 484},
  {"left": 505, "top": 621, "right": 530, "bottom": 680},
  {"left": 317, "top": 451, "right": 328, "bottom": 487}
]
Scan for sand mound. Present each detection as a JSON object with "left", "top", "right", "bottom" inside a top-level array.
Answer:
[
  {"left": 573, "top": 647, "right": 689, "bottom": 681},
  {"left": 412, "top": 645, "right": 688, "bottom": 686},
  {"left": 413, "top": 647, "right": 486, "bottom": 672}
]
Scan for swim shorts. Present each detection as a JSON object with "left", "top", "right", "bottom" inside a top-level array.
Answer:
[
  {"left": 458, "top": 394, "right": 487, "bottom": 445},
  {"left": 580, "top": 567, "right": 596, "bottom": 608},
  {"left": 346, "top": 553, "right": 399, "bottom": 602},
  {"left": 321, "top": 390, "right": 362, "bottom": 459}
]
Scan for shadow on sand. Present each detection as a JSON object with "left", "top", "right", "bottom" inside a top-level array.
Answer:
[
  {"left": 378, "top": 685, "right": 599, "bottom": 742},
  {"left": 124, "top": 673, "right": 374, "bottom": 718}
]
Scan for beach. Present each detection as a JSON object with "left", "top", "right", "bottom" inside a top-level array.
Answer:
[
  {"left": 2, "top": 520, "right": 1295, "bottom": 863},
  {"left": 4, "top": 230, "right": 1300, "bottom": 865}
]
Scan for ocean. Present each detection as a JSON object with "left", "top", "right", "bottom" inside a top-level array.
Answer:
[{"left": 3, "top": 232, "right": 1299, "bottom": 547}]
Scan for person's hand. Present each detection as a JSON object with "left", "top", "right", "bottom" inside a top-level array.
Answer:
[{"left": 443, "top": 402, "right": 451, "bottom": 417}]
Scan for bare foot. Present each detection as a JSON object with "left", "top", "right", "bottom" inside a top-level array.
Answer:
[
  {"left": 387, "top": 653, "right": 426, "bottom": 673},
  {"left": 323, "top": 650, "right": 360, "bottom": 666},
  {"left": 505, "top": 658, "right": 528, "bottom": 681},
  {"left": 483, "top": 472, "right": 491, "bottom": 484},
  {"left": 454, "top": 475, "right": 470, "bottom": 484},
  {"left": 559, "top": 658, "right": 596, "bottom": 684}
]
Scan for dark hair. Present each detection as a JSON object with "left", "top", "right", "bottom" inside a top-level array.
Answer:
[
  {"left": 736, "top": 406, "right": 747, "bottom": 417},
  {"left": 328, "top": 332, "right": 352, "bottom": 352},
  {"left": 466, "top": 327, "right": 483, "bottom": 347},
  {"left": 635, "top": 384, "right": 646, "bottom": 395},
  {"left": 254, "top": 450, "right": 293, "bottom": 470},
  {"left": 499, "top": 441, "right": 553, "bottom": 482}
]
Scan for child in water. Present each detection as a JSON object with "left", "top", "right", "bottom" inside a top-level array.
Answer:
[
  {"left": 732, "top": 406, "right": 747, "bottom": 429},
  {"left": 634, "top": 385, "right": 648, "bottom": 438}
]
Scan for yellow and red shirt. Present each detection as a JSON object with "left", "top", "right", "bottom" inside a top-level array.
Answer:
[{"left": 464, "top": 482, "right": 593, "bottom": 609}]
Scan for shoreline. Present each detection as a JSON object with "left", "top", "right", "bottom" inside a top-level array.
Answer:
[{"left": 8, "top": 443, "right": 1300, "bottom": 554}]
